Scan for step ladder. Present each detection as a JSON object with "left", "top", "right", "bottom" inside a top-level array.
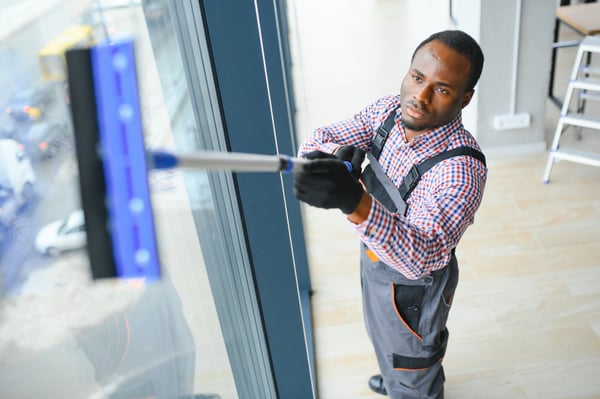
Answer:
[{"left": 543, "top": 35, "right": 600, "bottom": 184}]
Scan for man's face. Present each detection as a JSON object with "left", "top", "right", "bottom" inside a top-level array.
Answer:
[{"left": 399, "top": 40, "right": 473, "bottom": 134}]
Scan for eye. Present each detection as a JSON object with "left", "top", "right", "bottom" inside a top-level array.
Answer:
[
  {"left": 412, "top": 75, "right": 423, "bottom": 83},
  {"left": 437, "top": 87, "right": 449, "bottom": 95}
]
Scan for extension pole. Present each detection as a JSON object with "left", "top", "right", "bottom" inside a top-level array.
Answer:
[{"left": 150, "top": 151, "right": 351, "bottom": 174}]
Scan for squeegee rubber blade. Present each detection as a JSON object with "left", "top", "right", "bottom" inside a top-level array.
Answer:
[{"left": 65, "top": 47, "right": 117, "bottom": 279}]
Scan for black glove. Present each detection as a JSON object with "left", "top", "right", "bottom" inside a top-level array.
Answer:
[
  {"left": 302, "top": 150, "right": 337, "bottom": 161},
  {"left": 294, "top": 158, "right": 364, "bottom": 214},
  {"left": 334, "top": 145, "right": 365, "bottom": 179}
]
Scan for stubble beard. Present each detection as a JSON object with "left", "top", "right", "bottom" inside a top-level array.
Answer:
[{"left": 401, "top": 120, "right": 427, "bottom": 132}]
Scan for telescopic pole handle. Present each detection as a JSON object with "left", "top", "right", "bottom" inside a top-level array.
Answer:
[{"left": 150, "top": 151, "right": 352, "bottom": 174}]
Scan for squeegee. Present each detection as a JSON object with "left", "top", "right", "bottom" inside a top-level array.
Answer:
[{"left": 65, "top": 38, "right": 350, "bottom": 282}]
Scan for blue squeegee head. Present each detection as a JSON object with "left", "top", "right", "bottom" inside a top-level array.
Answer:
[{"left": 91, "top": 38, "right": 160, "bottom": 282}]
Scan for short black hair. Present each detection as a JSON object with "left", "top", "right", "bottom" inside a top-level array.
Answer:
[{"left": 412, "top": 30, "right": 484, "bottom": 92}]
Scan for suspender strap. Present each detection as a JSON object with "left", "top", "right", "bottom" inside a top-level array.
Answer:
[
  {"left": 399, "top": 146, "right": 486, "bottom": 201},
  {"left": 371, "top": 107, "right": 399, "bottom": 160},
  {"left": 369, "top": 105, "right": 486, "bottom": 203}
]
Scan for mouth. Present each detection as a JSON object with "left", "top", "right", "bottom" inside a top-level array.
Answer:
[{"left": 403, "top": 102, "right": 427, "bottom": 119}]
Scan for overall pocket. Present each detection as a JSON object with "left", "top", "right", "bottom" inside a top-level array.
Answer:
[{"left": 393, "top": 283, "right": 425, "bottom": 338}]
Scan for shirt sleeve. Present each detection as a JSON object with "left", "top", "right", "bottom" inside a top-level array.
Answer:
[
  {"left": 297, "top": 96, "right": 400, "bottom": 156},
  {"left": 353, "top": 155, "right": 487, "bottom": 280}
]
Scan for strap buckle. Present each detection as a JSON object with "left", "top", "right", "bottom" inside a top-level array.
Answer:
[
  {"left": 370, "top": 106, "right": 399, "bottom": 160},
  {"left": 371, "top": 126, "right": 389, "bottom": 159},
  {"left": 399, "top": 167, "right": 421, "bottom": 200}
]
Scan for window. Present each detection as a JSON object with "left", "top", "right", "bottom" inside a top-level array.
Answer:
[{"left": 0, "top": 1, "right": 277, "bottom": 397}]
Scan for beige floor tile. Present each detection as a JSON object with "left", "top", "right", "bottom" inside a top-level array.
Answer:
[
  {"left": 591, "top": 321, "right": 600, "bottom": 338},
  {"left": 517, "top": 357, "right": 600, "bottom": 399},
  {"left": 559, "top": 266, "right": 600, "bottom": 297},
  {"left": 446, "top": 368, "right": 528, "bottom": 399}
]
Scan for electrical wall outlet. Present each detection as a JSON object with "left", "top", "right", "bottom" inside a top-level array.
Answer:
[{"left": 493, "top": 112, "right": 531, "bottom": 130}]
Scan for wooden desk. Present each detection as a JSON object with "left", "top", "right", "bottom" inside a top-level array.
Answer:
[
  {"left": 556, "top": 2, "right": 600, "bottom": 36},
  {"left": 549, "top": 2, "right": 600, "bottom": 108}
]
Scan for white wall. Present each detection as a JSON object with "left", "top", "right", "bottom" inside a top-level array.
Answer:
[{"left": 453, "top": 0, "right": 556, "bottom": 155}]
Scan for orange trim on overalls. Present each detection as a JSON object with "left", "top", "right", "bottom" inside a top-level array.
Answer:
[
  {"left": 365, "top": 249, "right": 379, "bottom": 262},
  {"left": 393, "top": 357, "right": 444, "bottom": 372}
]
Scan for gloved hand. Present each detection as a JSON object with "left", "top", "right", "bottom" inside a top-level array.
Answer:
[
  {"left": 334, "top": 145, "right": 365, "bottom": 179},
  {"left": 294, "top": 158, "right": 364, "bottom": 214},
  {"left": 302, "top": 150, "right": 337, "bottom": 161}
]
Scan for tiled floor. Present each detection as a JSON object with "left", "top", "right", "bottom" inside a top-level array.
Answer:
[{"left": 289, "top": 1, "right": 600, "bottom": 398}]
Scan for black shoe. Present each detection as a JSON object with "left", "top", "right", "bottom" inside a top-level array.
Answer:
[{"left": 368, "top": 374, "right": 387, "bottom": 396}]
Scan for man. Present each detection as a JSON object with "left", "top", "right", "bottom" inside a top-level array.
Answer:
[{"left": 294, "top": 30, "right": 487, "bottom": 398}]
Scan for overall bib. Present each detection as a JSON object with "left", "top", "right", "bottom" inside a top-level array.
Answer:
[{"left": 360, "top": 108, "right": 485, "bottom": 398}]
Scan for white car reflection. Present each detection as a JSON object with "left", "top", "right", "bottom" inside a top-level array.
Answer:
[{"left": 35, "top": 209, "right": 86, "bottom": 256}]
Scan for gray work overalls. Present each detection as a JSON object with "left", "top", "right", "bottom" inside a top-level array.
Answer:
[{"left": 360, "top": 108, "right": 486, "bottom": 399}]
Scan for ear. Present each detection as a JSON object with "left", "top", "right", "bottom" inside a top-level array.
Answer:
[{"left": 461, "top": 90, "right": 474, "bottom": 109}]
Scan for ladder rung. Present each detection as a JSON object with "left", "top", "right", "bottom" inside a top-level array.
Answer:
[
  {"left": 549, "top": 148, "right": 600, "bottom": 167},
  {"left": 579, "top": 36, "right": 600, "bottom": 52},
  {"left": 561, "top": 113, "right": 600, "bottom": 129},
  {"left": 569, "top": 78, "right": 600, "bottom": 92},
  {"left": 581, "top": 66, "right": 600, "bottom": 77},
  {"left": 579, "top": 92, "right": 600, "bottom": 102}
]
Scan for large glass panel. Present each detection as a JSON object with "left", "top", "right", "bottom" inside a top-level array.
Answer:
[{"left": 0, "top": 1, "right": 273, "bottom": 397}]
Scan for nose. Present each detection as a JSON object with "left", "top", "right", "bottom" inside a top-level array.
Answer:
[{"left": 414, "top": 84, "right": 433, "bottom": 104}]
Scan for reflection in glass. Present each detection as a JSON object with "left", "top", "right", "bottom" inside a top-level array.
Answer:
[{"left": 0, "top": 1, "right": 248, "bottom": 398}]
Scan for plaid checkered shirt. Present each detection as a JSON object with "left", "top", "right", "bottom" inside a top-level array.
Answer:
[{"left": 298, "top": 95, "right": 488, "bottom": 279}]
